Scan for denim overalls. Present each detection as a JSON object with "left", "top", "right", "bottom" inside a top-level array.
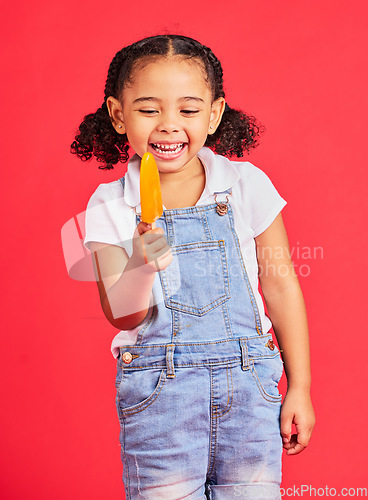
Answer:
[{"left": 115, "top": 177, "right": 284, "bottom": 500}]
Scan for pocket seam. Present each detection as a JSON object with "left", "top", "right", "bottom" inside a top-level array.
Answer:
[
  {"left": 160, "top": 239, "right": 230, "bottom": 316},
  {"left": 118, "top": 368, "right": 167, "bottom": 417},
  {"left": 249, "top": 359, "right": 283, "bottom": 403}
]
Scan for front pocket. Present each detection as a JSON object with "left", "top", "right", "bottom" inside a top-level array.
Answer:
[
  {"left": 159, "top": 240, "right": 230, "bottom": 316},
  {"left": 250, "top": 355, "right": 283, "bottom": 403},
  {"left": 116, "top": 368, "right": 166, "bottom": 416}
]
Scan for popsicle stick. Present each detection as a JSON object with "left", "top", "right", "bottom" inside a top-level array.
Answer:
[{"left": 151, "top": 221, "right": 156, "bottom": 229}]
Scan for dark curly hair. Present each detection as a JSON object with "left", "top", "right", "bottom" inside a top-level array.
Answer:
[{"left": 70, "top": 34, "right": 265, "bottom": 170}]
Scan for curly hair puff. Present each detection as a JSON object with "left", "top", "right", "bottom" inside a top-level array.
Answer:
[{"left": 70, "top": 34, "right": 265, "bottom": 170}]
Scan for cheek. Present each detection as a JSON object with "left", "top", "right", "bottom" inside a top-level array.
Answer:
[
  {"left": 126, "top": 119, "right": 149, "bottom": 140},
  {"left": 189, "top": 121, "right": 210, "bottom": 139}
]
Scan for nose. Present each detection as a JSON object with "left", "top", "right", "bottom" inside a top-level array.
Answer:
[{"left": 157, "top": 110, "right": 180, "bottom": 133}]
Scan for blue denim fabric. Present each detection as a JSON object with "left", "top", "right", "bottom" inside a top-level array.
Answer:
[{"left": 115, "top": 178, "right": 284, "bottom": 499}]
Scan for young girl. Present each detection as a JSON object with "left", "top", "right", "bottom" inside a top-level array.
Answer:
[{"left": 71, "top": 34, "right": 315, "bottom": 499}]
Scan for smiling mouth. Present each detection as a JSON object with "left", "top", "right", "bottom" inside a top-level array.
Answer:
[{"left": 151, "top": 143, "right": 186, "bottom": 154}]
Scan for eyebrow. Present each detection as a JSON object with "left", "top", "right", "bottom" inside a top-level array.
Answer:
[{"left": 133, "top": 96, "right": 204, "bottom": 104}]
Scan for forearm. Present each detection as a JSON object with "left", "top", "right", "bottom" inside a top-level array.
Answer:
[
  {"left": 263, "top": 279, "right": 311, "bottom": 391},
  {"left": 102, "top": 256, "right": 156, "bottom": 331}
]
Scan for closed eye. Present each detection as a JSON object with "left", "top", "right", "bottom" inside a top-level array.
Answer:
[
  {"left": 138, "top": 110, "right": 157, "bottom": 114},
  {"left": 138, "top": 110, "right": 200, "bottom": 115}
]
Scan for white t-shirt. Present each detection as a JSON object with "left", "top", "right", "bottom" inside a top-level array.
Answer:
[{"left": 83, "top": 147, "right": 287, "bottom": 358}]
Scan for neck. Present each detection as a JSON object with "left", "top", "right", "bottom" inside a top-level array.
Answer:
[{"left": 159, "top": 156, "right": 204, "bottom": 186}]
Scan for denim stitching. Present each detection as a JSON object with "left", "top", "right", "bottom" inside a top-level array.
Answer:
[
  {"left": 202, "top": 211, "right": 213, "bottom": 241},
  {"left": 165, "top": 211, "right": 174, "bottom": 247},
  {"left": 219, "top": 240, "right": 231, "bottom": 303},
  {"left": 172, "top": 309, "right": 180, "bottom": 340},
  {"left": 239, "top": 338, "right": 249, "bottom": 371},
  {"left": 160, "top": 240, "right": 231, "bottom": 315},
  {"left": 165, "top": 344, "right": 176, "bottom": 378},
  {"left": 121, "top": 369, "right": 167, "bottom": 416},
  {"left": 213, "top": 364, "right": 234, "bottom": 417},
  {"left": 118, "top": 352, "right": 278, "bottom": 362},
  {"left": 171, "top": 240, "right": 226, "bottom": 252},
  {"left": 222, "top": 364, "right": 234, "bottom": 417},
  {"left": 118, "top": 333, "right": 272, "bottom": 350},
  {"left": 119, "top": 360, "right": 240, "bottom": 371},
  {"left": 207, "top": 367, "right": 218, "bottom": 478},
  {"left": 249, "top": 359, "right": 283, "bottom": 403},
  {"left": 160, "top": 203, "right": 220, "bottom": 216},
  {"left": 118, "top": 354, "right": 280, "bottom": 370},
  {"left": 163, "top": 296, "right": 230, "bottom": 316},
  {"left": 227, "top": 205, "right": 263, "bottom": 335},
  {"left": 221, "top": 300, "right": 233, "bottom": 338}
]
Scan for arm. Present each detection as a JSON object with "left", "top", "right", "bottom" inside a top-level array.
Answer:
[
  {"left": 255, "top": 212, "right": 315, "bottom": 455},
  {"left": 88, "top": 222, "right": 172, "bottom": 331}
]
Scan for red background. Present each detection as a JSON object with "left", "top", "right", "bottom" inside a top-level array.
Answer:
[{"left": 1, "top": 0, "right": 367, "bottom": 498}]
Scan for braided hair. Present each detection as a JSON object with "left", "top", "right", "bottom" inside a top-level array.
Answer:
[{"left": 70, "top": 35, "right": 264, "bottom": 170}]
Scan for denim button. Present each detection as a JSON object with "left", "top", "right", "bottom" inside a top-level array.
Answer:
[
  {"left": 122, "top": 351, "right": 133, "bottom": 364},
  {"left": 266, "top": 339, "right": 275, "bottom": 351}
]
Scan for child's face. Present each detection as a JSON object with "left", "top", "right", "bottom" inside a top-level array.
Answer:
[{"left": 107, "top": 56, "right": 225, "bottom": 176}]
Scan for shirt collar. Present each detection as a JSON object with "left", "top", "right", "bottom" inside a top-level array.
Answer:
[{"left": 123, "top": 146, "right": 240, "bottom": 209}]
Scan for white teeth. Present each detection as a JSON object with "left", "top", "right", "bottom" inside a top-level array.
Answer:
[{"left": 152, "top": 143, "right": 184, "bottom": 154}]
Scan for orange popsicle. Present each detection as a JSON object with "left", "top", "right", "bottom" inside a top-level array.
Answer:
[{"left": 140, "top": 152, "right": 163, "bottom": 228}]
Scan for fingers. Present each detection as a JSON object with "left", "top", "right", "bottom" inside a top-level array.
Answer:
[
  {"left": 289, "top": 420, "right": 315, "bottom": 455},
  {"left": 140, "top": 231, "right": 170, "bottom": 258},
  {"left": 284, "top": 434, "right": 307, "bottom": 455},
  {"left": 133, "top": 223, "right": 172, "bottom": 272},
  {"left": 281, "top": 414, "right": 313, "bottom": 455},
  {"left": 280, "top": 413, "right": 305, "bottom": 455},
  {"left": 140, "top": 229, "right": 165, "bottom": 249}
]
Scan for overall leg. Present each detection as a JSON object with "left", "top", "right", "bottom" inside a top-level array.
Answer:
[
  {"left": 206, "top": 357, "right": 283, "bottom": 500},
  {"left": 116, "top": 366, "right": 211, "bottom": 500}
]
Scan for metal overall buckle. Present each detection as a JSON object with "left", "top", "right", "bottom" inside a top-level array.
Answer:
[{"left": 214, "top": 192, "right": 231, "bottom": 216}]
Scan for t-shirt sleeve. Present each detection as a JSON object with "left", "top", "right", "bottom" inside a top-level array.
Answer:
[
  {"left": 83, "top": 183, "right": 127, "bottom": 251},
  {"left": 247, "top": 164, "right": 287, "bottom": 237}
]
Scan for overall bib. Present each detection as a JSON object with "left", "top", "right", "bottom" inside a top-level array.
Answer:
[{"left": 115, "top": 177, "right": 284, "bottom": 500}]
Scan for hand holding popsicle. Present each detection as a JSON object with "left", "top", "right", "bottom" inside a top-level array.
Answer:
[{"left": 131, "top": 221, "right": 172, "bottom": 272}]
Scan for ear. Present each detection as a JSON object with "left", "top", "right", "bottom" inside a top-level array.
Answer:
[
  {"left": 106, "top": 96, "right": 126, "bottom": 134},
  {"left": 208, "top": 98, "right": 226, "bottom": 135}
]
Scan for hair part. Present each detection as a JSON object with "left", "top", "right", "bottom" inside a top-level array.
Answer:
[{"left": 70, "top": 34, "right": 264, "bottom": 170}]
